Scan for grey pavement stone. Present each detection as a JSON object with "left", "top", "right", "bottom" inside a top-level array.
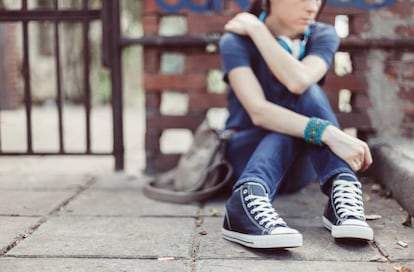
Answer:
[
  {"left": 7, "top": 216, "right": 195, "bottom": 258},
  {"left": 60, "top": 190, "right": 199, "bottom": 217},
  {"left": 198, "top": 182, "right": 414, "bottom": 263},
  {"left": 196, "top": 260, "right": 414, "bottom": 272},
  {"left": 87, "top": 173, "right": 145, "bottom": 190},
  {"left": 0, "top": 191, "right": 76, "bottom": 216},
  {"left": 59, "top": 173, "right": 200, "bottom": 217},
  {"left": 0, "top": 257, "right": 189, "bottom": 272},
  {"left": 0, "top": 157, "right": 114, "bottom": 176},
  {"left": 0, "top": 217, "right": 40, "bottom": 252},
  {"left": 198, "top": 217, "right": 379, "bottom": 262},
  {"left": 360, "top": 181, "right": 414, "bottom": 262},
  {"left": 0, "top": 174, "right": 92, "bottom": 190}
]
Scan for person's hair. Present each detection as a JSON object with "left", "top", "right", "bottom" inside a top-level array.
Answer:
[{"left": 247, "top": 0, "right": 327, "bottom": 20}]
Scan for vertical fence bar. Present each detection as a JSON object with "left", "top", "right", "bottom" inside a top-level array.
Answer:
[
  {"left": 108, "top": 0, "right": 124, "bottom": 170},
  {"left": 0, "top": 25, "right": 3, "bottom": 152},
  {"left": 21, "top": 0, "right": 33, "bottom": 153},
  {"left": 83, "top": 0, "right": 92, "bottom": 153},
  {"left": 54, "top": 0, "right": 65, "bottom": 153},
  {"left": 0, "top": 110, "right": 2, "bottom": 152}
]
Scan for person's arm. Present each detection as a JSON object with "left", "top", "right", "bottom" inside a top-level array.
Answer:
[
  {"left": 224, "top": 12, "right": 329, "bottom": 94},
  {"left": 228, "top": 66, "right": 372, "bottom": 172}
]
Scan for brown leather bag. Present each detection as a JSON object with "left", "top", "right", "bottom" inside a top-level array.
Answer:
[{"left": 143, "top": 120, "right": 234, "bottom": 203}]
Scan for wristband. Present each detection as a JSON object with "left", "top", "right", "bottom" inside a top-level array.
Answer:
[{"left": 304, "top": 117, "right": 331, "bottom": 146}]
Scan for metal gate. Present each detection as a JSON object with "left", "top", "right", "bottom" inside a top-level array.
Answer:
[{"left": 0, "top": 0, "right": 124, "bottom": 170}]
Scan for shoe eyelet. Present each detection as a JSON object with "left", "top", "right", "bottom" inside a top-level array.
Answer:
[
  {"left": 243, "top": 189, "right": 248, "bottom": 194},
  {"left": 250, "top": 210, "right": 255, "bottom": 214},
  {"left": 254, "top": 215, "right": 259, "bottom": 220}
]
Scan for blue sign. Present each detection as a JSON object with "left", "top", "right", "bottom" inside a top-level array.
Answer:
[
  {"left": 155, "top": 0, "right": 249, "bottom": 13},
  {"left": 326, "top": 0, "right": 396, "bottom": 9},
  {"left": 155, "top": 0, "right": 396, "bottom": 13}
]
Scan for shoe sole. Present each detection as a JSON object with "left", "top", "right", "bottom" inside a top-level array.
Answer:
[
  {"left": 323, "top": 216, "right": 374, "bottom": 241},
  {"left": 222, "top": 228, "right": 303, "bottom": 249}
]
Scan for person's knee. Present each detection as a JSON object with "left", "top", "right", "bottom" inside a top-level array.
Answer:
[{"left": 297, "top": 85, "right": 339, "bottom": 126}]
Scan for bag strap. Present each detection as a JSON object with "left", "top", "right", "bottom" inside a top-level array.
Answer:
[{"left": 143, "top": 160, "right": 233, "bottom": 204}]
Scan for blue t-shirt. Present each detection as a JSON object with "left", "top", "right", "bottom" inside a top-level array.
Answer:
[{"left": 219, "top": 22, "right": 340, "bottom": 130}]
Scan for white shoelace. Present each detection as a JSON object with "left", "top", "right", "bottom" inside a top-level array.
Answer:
[
  {"left": 332, "top": 180, "right": 366, "bottom": 220},
  {"left": 245, "top": 195, "right": 287, "bottom": 229}
]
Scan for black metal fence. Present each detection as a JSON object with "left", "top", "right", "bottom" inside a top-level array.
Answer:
[{"left": 0, "top": 0, "right": 124, "bottom": 170}]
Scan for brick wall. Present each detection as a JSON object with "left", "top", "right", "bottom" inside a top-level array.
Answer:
[{"left": 364, "top": 0, "right": 414, "bottom": 138}]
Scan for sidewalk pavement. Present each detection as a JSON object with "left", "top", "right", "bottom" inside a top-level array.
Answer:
[
  {"left": 0, "top": 105, "right": 413, "bottom": 271},
  {"left": 0, "top": 161, "right": 413, "bottom": 272}
]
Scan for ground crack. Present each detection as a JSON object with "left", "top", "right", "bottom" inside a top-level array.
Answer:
[{"left": 0, "top": 176, "right": 96, "bottom": 257}]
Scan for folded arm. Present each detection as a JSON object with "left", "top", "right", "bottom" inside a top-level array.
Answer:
[
  {"left": 227, "top": 66, "right": 372, "bottom": 172},
  {"left": 224, "top": 12, "right": 328, "bottom": 94}
]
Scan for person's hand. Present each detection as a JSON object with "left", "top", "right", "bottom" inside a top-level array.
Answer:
[
  {"left": 224, "top": 12, "right": 263, "bottom": 36},
  {"left": 322, "top": 126, "right": 373, "bottom": 172}
]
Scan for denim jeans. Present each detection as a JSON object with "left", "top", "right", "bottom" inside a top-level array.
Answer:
[{"left": 226, "top": 84, "right": 354, "bottom": 201}]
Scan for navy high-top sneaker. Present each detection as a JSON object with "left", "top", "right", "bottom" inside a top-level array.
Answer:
[
  {"left": 323, "top": 173, "right": 374, "bottom": 240},
  {"left": 222, "top": 182, "right": 302, "bottom": 248}
]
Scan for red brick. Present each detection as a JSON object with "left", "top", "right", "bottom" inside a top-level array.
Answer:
[
  {"left": 378, "top": 1, "right": 414, "bottom": 19},
  {"left": 188, "top": 93, "right": 227, "bottom": 110},
  {"left": 143, "top": 48, "right": 161, "bottom": 73},
  {"left": 146, "top": 115, "right": 203, "bottom": 130},
  {"left": 185, "top": 54, "right": 221, "bottom": 73},
  {"left": 187, "top": 14, "right": 232, "bottom": 34},
  {"left": 142, "top": 15, "right": 160, "bottom": 35},
  {"left": 337, "top": 112, "right": 372, "bottom": 131},
  {"left": 324, "top": 74, "right": 368, "bottom": 93},
  {"left": 398, "top": 87, "right": 414, "bottom": 103},
  {"left": 143, "top": 1, "right": 159, "bottom": 13},
  {"left": 353, "top": 93, "right": 372, "bottom": 110},
  {"left": 395, "top": 25, "right": 414, "bottom": 38},
  {"left": 145, "top": 92, "right": 162, "bottom": 108},
  {"left": 349, "top": 15, "right": 371, "bottom": 35},
  {"left": 144, "top": 74, "right": 206, "bottom": 91},
  {"left": 386, "top": 61, "right": 414, "bottom": 81}
]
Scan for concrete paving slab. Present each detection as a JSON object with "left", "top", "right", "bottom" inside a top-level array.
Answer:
[
  {"left": 0, "top": 217, "right": 40, "bottom": 252},
  {"left": 0, "top": 157, "right": 114, "bottom": 176},
  {"left": 87, "top": 173, "right": 144, "bottom": 190},
  {"left": 7, "top": 216, "right": 195, "bottom": 258},
  {"left": 198, "top": 217, "right": 380, "bottom": 262},
  {"left": 59, "top": 173, "right": 200, "bottom": 217},
  {"left": 358, "top": 180, "right": 414, "bottom": 262},
  {"left": 196, "top": 260, "right": 414, "bottom": 272},
  {"left": 0, "top": 174, "right": 92, "bottom": 190},
  {"left": 199, "top": 182, "right": 414, "bottom": 263},
  {"left": 0, "top": 257, "right": 189, "bottom": 272},
  {"left": 60, "top": 189, "right": 200, "bottom": 217},
  {"left": 374, "top": 221, "right": 413, "bottom": 262},
  {"left": 0, "top": 191, "right": 76, "bottom": 216}
]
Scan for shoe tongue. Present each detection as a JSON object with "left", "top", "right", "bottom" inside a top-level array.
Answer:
[
  {"left": 245, "top": 183, "right": 267, "bottom": 197},
  {"left": 336, "top": 173, "right": 357, "bottom": 182}
]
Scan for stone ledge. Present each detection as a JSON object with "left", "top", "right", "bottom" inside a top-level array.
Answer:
[{"left": 369, "top": 138, "right": 414, "bottom": 217}]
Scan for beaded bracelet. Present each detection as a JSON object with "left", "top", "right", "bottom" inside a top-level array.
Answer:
[{"left": 304, "top": 117, "right": 331, "bottom": 146}]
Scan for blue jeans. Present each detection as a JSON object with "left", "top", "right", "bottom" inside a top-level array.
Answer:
[{"left": 226, "top": 84, "right": 354, "bottom": 201}]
